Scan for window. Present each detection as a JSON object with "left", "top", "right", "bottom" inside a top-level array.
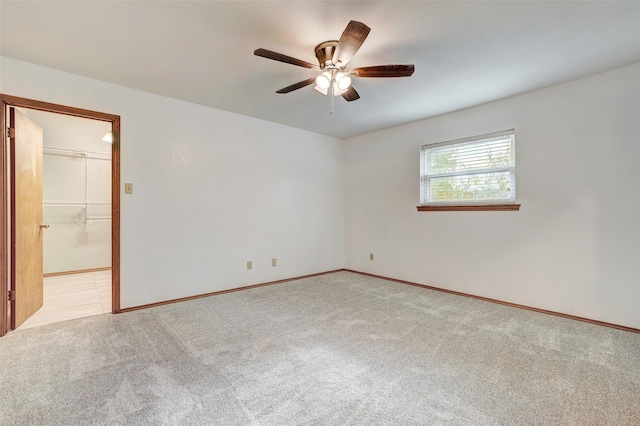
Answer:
[{"left": 418, "top": 129, "right": 519, "bottom": 211}]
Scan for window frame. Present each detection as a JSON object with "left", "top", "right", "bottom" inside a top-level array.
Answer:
[{"left": 417, "top": 129, "right": 520, "bottom": 212}]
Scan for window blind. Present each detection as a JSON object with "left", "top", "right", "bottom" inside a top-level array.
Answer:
[{"left": 420, "top": 130, "right": 516, "bottom": 205}]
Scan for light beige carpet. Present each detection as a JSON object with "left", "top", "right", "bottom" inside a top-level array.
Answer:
[{"left": 1, "top": 271, "right": 639, "bottom": 425}]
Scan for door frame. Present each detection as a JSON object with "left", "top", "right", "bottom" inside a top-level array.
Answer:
[{"left": 1, "top": 94, "right": 121, "bottom": 336}]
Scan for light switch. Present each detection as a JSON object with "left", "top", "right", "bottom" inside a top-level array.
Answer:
[{"left": 124, "top": 183, "right": 133, "bottom": 194}]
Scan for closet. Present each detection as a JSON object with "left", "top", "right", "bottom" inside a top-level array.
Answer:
[{"left": 16, "top": 109, "right": 112, "bottom": 329}]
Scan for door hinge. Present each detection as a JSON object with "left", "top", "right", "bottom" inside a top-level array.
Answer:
[
  {"left": 7, "top": 127, "right": 15, "bottom": 138},
  {"left": 8, "top": 290, "right": 15, "bottom": 301}
]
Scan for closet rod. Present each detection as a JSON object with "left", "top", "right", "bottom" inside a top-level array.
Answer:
[
  {"left": 43, "top": 201, "right": 111, "bottom": 207},
  {"left": 85, "top": 219, "right": 111, "bottom": 224},
  {"left": 43, "top": 151, "right": 111, "bottom": 161}
]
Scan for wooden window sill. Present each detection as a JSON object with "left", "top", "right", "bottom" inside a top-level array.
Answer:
[{"left": 417, "top": 204, "right": 520, "bottom": 212}]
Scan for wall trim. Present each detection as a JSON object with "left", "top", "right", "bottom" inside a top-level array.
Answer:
[
  {"left": 344, "top": 269, "right": 640, "bottom": 334},
  {"left": 417, "top": 204, "right": 520, "bottom": 212},
  {"left": 119, "top": 270, "right": 342, "bottom": 313},
  {"left": 44, "top": 267, "right": 111, "bottom": 278}
]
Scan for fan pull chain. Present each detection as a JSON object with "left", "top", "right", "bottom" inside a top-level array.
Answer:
[
  {"left": 330, "top": 69, "right": 336, "bottom": 114},
  {"left": 84, "top": 151, "right": 89, "bottom": 222},
  {"left": 330, "top": 85, "right": 335, "bottom": 114}
]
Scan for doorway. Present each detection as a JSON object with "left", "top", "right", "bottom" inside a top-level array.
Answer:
[
  {"left": 1, "top": 95, "right": 121, "bottom": 337},
  {"left": 17, "top": 109, "right": 112, "bottom": 329}
]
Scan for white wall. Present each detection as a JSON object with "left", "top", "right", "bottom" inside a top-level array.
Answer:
[
  {"left": 344, "top": 62, "right": 640, "bottom": 329},
  {"left": 4, "top": 55, "right": 637, "bottom": 328},
  {"left": 23, "top": 110, "right": 112, "bottom": 274},
  {"left": 1, "top": 56, "right": 345, "bottom": 309}
]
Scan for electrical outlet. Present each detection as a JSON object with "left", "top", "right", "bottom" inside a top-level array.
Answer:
[
  {"left": 272, "top": 258, "right": 277, "bottom": 267},
  {"left": 370, "top": 253, "right": 374, "bottom": 261},
  {"left": 247, "top": 261, "right": 252, "bottom": 270},
  {"left": 124, "top": 183, "right": 133, "bottom": 194}
]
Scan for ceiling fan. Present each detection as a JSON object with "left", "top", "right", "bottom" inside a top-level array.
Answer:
[{"left": 254, "top": 20, "right": 415, "bottom": 106}]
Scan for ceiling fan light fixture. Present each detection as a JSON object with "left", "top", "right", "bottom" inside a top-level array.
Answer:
[
  {"left": 335, "top": 72, "right": 351, "bottom": 90},
  {"left": 333, "top": 84, "right": 348, "bottom": 96},
  {"left": 314, "top": 85, "right": 328, "bottom": 95},
  {"left": 316, "top": 71, "right": 332, "bottom": 89},
  {"left": 333, "top": 86, "right": 347, "bottom": 96},
  {"left": 315, "top": 84, "right": 347, "bottom": 96}
]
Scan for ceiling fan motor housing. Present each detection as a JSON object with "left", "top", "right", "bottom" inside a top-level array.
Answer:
[{"left": 315, "top": 41, "right": 339, "bottom": 69}]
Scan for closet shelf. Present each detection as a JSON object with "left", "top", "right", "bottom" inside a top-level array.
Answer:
[
  {"left": 44, "top": 201, "right": 111, "bottom": 207},
  {"left": 44, "top": 145, "right": 111, "bottom": 160}
]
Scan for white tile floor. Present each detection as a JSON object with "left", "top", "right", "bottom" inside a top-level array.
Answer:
[{"left": 17, "top": 270, "right": 112, "bottom": 330}]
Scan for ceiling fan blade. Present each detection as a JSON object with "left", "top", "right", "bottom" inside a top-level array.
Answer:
[
  {"left": 276, "top": 78, "right": 316, "bottom": 94},
  {"left": 254, "top": 48, "right": 320, "bottom": 70},
  {"left": 341, "top": 86, "right": 360, "bottom": 102},
  {"left": 333, "top": 21, "right": 371, "bottom": 66},
  {"left": 350, "top": 65, "right": 415, "bottom": 78}
]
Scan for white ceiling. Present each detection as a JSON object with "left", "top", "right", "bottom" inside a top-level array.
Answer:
[{"left": 2, "top": 1, "right": 640, "bottom": 139}]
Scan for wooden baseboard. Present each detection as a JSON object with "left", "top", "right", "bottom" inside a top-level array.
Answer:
[
  {"left": 118, "top": 268, "right": 639, "bottom": 334},
  {"left": 343, "top": 269, "right": 640, "bottom": 334},
  {"left": 119, "top": 269, "right": 342, "bottom": 313},
  {"left": 44, "top": 267, "right": 111, "bottom": 278}
]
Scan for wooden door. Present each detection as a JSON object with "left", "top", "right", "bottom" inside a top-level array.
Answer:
[{"left": 10, "top": 107, "right": 44, "bottom": 329}]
